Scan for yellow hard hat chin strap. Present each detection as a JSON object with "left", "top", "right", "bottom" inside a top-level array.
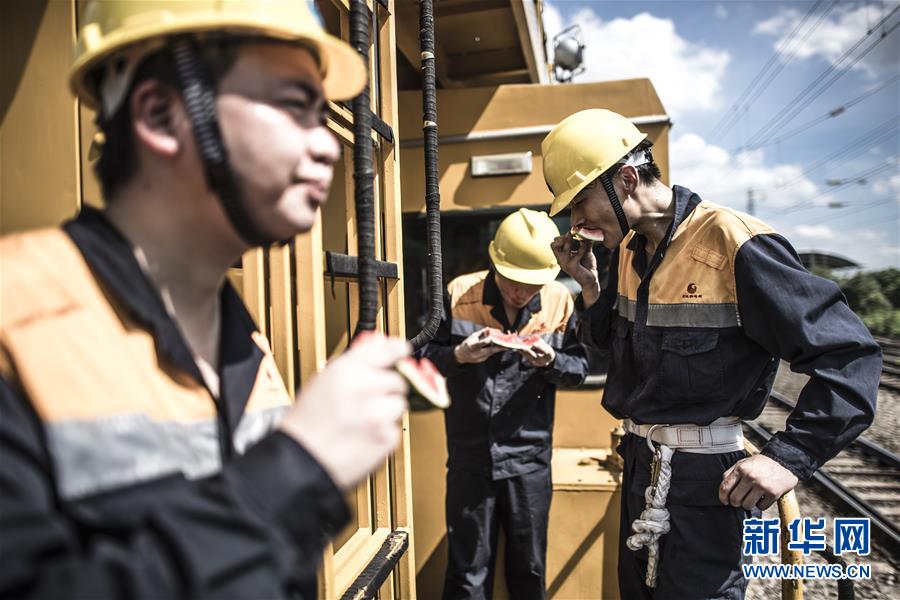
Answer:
[
  {"left": 599, "top": 148, "right": 651, "bottom": 238},
  {"left": 171, "top": 38, "right": 282, "bottom": 247},
  {"left": 600, "top": 172, "right": 630, "bottom": 238}
]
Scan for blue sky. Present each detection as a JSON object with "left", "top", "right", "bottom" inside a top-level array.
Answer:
[{"left": 543, "top": 0, "right": 899, "bottom": 270}]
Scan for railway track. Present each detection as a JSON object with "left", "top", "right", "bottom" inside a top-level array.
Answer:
[
  {"left": 746, "top": 391, "right": 900, "bottom": 552},
  {"left": 876, "top": 337, "right": 900, "bottom": 393}
]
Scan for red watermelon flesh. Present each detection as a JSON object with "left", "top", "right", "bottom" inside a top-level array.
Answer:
[
  {"left": 395, "top": 356, "right": 450, "bottom": 411},
  {"left": 571, "top": 226, "right": 605, "bottom": 243},
  {"left": 485, "top": 330, "right": 529, "bottom": 350},
  {"left": 485, "top": 329, "right": 541, "bottom": 351},
  {"left": 519, "top": 334, "right": 542, "bottom": 347}
]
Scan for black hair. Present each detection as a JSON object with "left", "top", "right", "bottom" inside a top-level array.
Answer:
[
  {"left": 570, "top": 138, "right": 661, "bottom": 204},
  {"left": 603, "top": 139, "right": 661, "bottom": 186},
  {"left": 93, "top": 41, "right": 241, "bottom": 201}
]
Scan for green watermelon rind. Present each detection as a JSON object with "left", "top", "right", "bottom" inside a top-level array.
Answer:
[{"left": 396, "top": 357, "right": 451, "bottom": 412}]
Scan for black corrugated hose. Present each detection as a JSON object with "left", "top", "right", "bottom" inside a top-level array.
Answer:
[
  {"left": 350, "top": 0, "right": 378, "bottom": 336},
  {"left": 410, "top": 0, "right": 443, "bottom": 350}
]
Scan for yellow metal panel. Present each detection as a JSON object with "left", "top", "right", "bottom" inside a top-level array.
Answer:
[
  {"left": 268, "top": 243, "right": 296, "bottom": 394},
  {"left": 408, "top": 410, "right": 450, "bottom": 582},
  {"left": 397, "top": 81, "right": 670, "bottom": 213},
  {"left": 240, "top": 248, "right": 268, "bottom": 332},
  {"left": 399, "top": 124, "right": 669, "bottom": 213},
  {"left": 1, "top": 0, "right": 80, "bottom": 233},
  {"left": 545, "top": 449, "right": 621, "bottom": 599},
  {"left": 398, "top": 80, "right": 667, "bottom": 139},
  {"left": 378, "top": 3, "right": 417, "bottom": 597},
  {"left": 296, "top": 217, "right": 328, "bottom": 378},
  {"left": 553, "top": 388, "right": 622, "bottom": 450},
  {"left": 78, "top": 104, "right": 104, "bottom": 208},
  {"left": 334, "top": 527, "right": 392, "bottom": 596}
]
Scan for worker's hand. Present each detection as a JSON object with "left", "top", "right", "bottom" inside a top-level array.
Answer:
[
  {"left": 278, "top": 333, "right": 410, "bottom": 492},
  {"left": 454, "top": 328, "right": 504, "bottom": 364},
  {"left": 550, "top": 234, "right": 600, "bottom": 307},
  {"left": 519, "top": 338, "right": 556, "bottom": 368},
  {"left": 718, "top": 455, "right": 799, "bottom": 511}
]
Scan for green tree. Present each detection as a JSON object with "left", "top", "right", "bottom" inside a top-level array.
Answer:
[
  {"left": 871, "top": 268, "right": 900, "bottom": 307},
  {"left": 841, "top": 272, "right": 892, "bottom": 314}
]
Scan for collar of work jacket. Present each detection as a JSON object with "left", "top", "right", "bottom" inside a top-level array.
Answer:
[
  {"left": 623, "top": 184, "right": 701, "bottom": 278},
  {"left": 482, "top": 268, "right": 543, "bottom": 331},
  {"left": 63, "top": 207, "right": 267, "bottom": 445}
]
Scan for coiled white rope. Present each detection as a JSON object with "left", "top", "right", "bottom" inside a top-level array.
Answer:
[{"left": 626, "top": 442, "right": 674, "bottom": 588}]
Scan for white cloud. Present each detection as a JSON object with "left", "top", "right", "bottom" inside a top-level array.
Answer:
[
  {"left": 669, "top": 133, "right": 821, "bottom": 210},
  {"left": 784, "top": 224, "right": 898, "bottom": 270},
  {"left": 543, "top": 3, "right": 730, "bottom": 117},
  {"left": 715, "top": 4, "right": 729, "bottom": 20},
  {"left": 855, "top": 230, "right": 883, "bottom": 244},
  {"left": 794, "top": 224, "right": 836, "bottom": 241},
  {"left": 784, "top": 217, "right": 899, "bottom": 270},
  {"left": 872, "top": 174, "right": 900, "bottom": 196},
  {"left": 754, "top": 9, "right": 798, "bottom": 36},
  {"left": 754, "top": 5, "right": 900, "bottom": 76},
  {"left": 542, "top": 1, "right": 564, "bottom": 46}
]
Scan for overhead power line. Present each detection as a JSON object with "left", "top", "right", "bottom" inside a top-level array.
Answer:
[
  {"left": 776, "top": 156, "right": 899, "bottom": 217},
  {"left": 750, "top": 74, "right": 900, "bottom": 149},
  {"left": 740, "top": 5, "right": 900, "bottom": 152},
  {"left": 821, "top": 159, "right": 898, "bottom": 191},
  {"left": 775, "top": 117, "right": 900, "bottom": 190},
  {"left": 801, "top": 196, "right": 898, "bottom": 227},
  {"left": 709, "top": 0, "right": 835, "bottom": 143}
]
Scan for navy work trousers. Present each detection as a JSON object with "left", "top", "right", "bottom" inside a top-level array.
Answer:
[
  {"left": 618, "top": 433, "right": 755, "bottom": 600},
  {"left": 442, "top": 467, "right": 551, "bottom": 600}
]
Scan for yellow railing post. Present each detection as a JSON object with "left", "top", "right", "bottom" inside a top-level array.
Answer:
[{"left": 744, "top": 439, "right": 804, "bottom": 600}]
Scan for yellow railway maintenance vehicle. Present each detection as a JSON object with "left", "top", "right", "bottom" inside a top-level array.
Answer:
[{"left": 2, "top": 1, "right": 808, "bottom": 598}]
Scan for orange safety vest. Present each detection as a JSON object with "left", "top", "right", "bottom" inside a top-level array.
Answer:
[
  {"left": 0, "top": 229, "right": 292, "bottom": 501},
  {"left": 615, "top": 200, "right": 777, "bottom": 328}
]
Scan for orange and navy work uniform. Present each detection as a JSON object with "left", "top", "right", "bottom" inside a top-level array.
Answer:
[
  {"left": 577, "top": 185, "right": 880, "bottom": 598},
  {"left": 422, "top": 270, "right": 589, "bottom": 480},
  {"left": 420, "top": 269, "right": 588, "bottom": 598},
  {"left": 0, "top": 208, "right": 348, "bottom": 598}
]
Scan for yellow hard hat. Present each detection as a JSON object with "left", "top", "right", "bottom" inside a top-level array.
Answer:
[
  {"left": 542, "top": 109, "right": 647, "bottom": 217},
  {"left": 70, "top": 0, "right": 366, "bottom": 112},
  {"left": 488, "top": 208, "right": 561, "bottom": 285}
]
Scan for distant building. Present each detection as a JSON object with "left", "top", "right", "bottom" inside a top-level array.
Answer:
[{"left": 799, "top": 251, "right": 861, "bottom": 272}]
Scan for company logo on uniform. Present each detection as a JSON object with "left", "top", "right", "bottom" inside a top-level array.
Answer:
[{"left": 683, "top": 283, "right": 702, "bottom": 299}]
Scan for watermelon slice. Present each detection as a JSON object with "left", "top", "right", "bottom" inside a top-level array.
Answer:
[
  {"left": 485, "top": 329, "right": 541, "bottom": 351},
  {"left": 351, "top": 331, "right": 450, "bottom": 411},
  {"left": 571, "top": 226, "right": 605, "bottom": 243},
  {"left": 395, "top": 356, "right": 451, "bottom": 411},
  {"left": 518, "top": 334, "right": 542, "bottom": 348}
]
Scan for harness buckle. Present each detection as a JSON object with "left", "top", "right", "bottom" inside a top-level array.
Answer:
[{"left": 646, "top": 424, "right": 668, "bottom": 487}]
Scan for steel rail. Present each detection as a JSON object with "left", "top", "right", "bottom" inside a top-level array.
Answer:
[
  {"left": 768, "top": 392, "right": 900, "bottom": 467},
  {"left": 746, "top": 403, "right": 900, "bottom": 550}
]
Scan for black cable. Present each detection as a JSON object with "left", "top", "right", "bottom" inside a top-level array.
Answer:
[
  {"left": 745, "top": 19, "right": 900, "bottom": 151},
  {"left": 778, "top": 159, "right": 898, "bottom": 217},
  {"left": 710, "top": 0, "right": 832, "bottom": 142},
  {"left": 743, "top": 6, "right": 899, "bottom": 150},
  {"left": 775, "top": 117, "right": 899, "bottom": 191},
  {"left": 734, "top": 0, "right": 838, "bottom": 133},
  {"left": 754, "top": 75, "right": 899, "bottom": 149},
  {"left": 350, "top": 0, "right": 378, "bottom": 336},
  {"left": 410, "top": 0, "right": 444, "bottom": 350},
  {"left": 802, "top": 196, "right": 896, "bottom": 226}
]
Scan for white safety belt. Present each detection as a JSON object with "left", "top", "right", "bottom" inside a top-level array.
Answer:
[{"left": 623, "top": 417, "right": 744, "bottom": 588}]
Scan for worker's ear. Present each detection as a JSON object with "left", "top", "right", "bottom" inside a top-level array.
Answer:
[
  {"left": 130, "top": 79, "right": 180, "bottom": 157},
  {"left": 619, "top": 165, "right": 639, "bottom": 196}
]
